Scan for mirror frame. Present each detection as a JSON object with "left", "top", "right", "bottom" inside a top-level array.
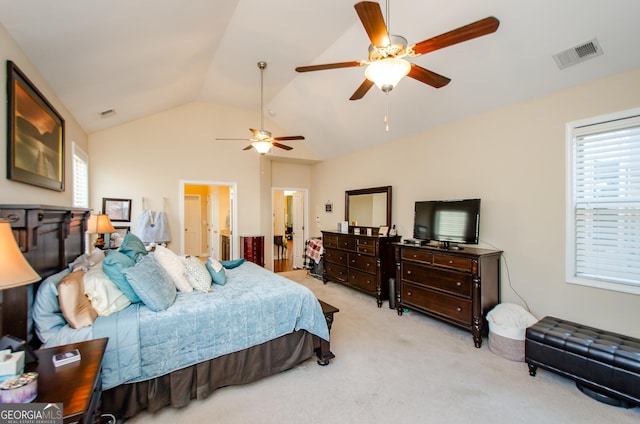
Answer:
[{"left": 345, "top": 186, "right": 392, "bottom": 229}]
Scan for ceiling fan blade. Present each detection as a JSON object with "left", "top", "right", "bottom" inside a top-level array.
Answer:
[
  {"left": 407, "top": 63, "right": 451, "bottom": 88},
  {"left": 295, "top": 61, "right": 365, "bottom": 73},
  {"left": 272, "top": 142, "right": 293, "bottom": 151},
  {"left": 216, "top": 137, "right": 250, "bottom": 141},
  {"left": 354, "top": 1, "right": 389, "bottom": 47},
  {"left": 411, "top": 17, "right": 500, "bottom": 56},
  {"left": 274, "top": 135, "right": 305, "bottom": 141},
  {"left": 243, "top": 145, "right": 253, "bottom": 151},
  {"left": 350, "top": 79, "right": 375, "bottom": 100}
]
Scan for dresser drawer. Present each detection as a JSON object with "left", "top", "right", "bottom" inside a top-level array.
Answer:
[
  {"left": 401, "top": 247, "right": 433, "bottom": 264},
  {"left": 348, "top": 269, "right": 377, "bottom": 293},
  {"left": 433, "top": 253, "right": 473, "bottom": 273},
  {"left": 355, "top": 238, "right": 377, "bottom": 256},
  {"left": 325, "top": 263, "right": 348, "bottom": 282},
  {"left": 337, "top": 235, "right": 356, "bottom": 251},
  {"left": 402, "top": 262, "right": 472, "bottom": 298},
  {"left": 348, "top": 253, "right": 376, "bottom": 273},
  {"left": 325, "top": 248, "right": 347, "bottom": 266},
  {"left": 401, "top": 282, "right": 472, "bottom": 325},
  {"left": 323, "top": 234, "right": 338, "bottom": 249}
]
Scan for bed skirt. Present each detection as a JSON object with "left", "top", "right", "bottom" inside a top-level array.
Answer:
[{"left": 101, "top": 330, "right": 315, "bottom": 419}]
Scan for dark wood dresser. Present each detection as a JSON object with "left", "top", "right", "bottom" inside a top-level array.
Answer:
[
  {"left": 322, "top": 231, "right": 401, "bottom": 307},
  {"left": 240, "top": 235, "right": 264, "bottom": 267},
  {"left": 395, "top": 244, "right": 501, "bottom": 347}
]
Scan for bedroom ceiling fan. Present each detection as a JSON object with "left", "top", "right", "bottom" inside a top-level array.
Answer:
[
  {"left": 216, "top": 61, "right": 304, "bottom": 154},
  {"left": 295, "top": 1, "right": 500, "bottom": 100}
]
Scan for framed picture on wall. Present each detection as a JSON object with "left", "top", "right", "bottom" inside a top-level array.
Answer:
[
  {"left": 103, "top": 198, "right": 132, "bottom": 222},
  {"left": 6, "top": 61, "right": 65, "bottom": 191}
]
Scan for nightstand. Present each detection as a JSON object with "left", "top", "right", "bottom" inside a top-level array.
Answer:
[{"left": 27, "top": 338, "right": 108, "bottom": 424}]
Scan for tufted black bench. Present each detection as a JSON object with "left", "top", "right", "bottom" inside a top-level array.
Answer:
[{"left": 525, "top": 316, "right": 640, "bottom": 408}]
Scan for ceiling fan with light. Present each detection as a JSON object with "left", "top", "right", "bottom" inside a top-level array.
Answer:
[
  {"left": 295, "top": 1, "right": 499, "bottom": 100},
  {"left": 217, "top": 61, "right": 304, "bottom": 154}
]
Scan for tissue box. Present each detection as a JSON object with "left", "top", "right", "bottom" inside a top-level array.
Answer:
[{"left": 0, "top": 350, "right": 25, "bottom": 382}]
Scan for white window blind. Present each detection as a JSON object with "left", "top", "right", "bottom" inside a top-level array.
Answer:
[
  {"left": 567, "top": 112, "right": 640, "bottom": 294},
  {"left": 72, "top": 143, "right": 89, "bottom": 208}
]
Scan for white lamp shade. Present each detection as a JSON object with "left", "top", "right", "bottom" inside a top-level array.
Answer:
[
  {"left": 86, "top": 213, "right": 116, "bottom": 234},
  {"left": 251, "top": 140, "right": 272, "bottom": 154},
  {"left": 0, "top": 220, "right": 40, "bottom": 289},
  {"left": 365, "top": 58, "right": 411, "bottom": 92}
]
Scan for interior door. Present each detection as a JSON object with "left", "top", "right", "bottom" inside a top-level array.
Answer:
[
  {"left": 208, "top": 191, "right": 220, "bottom": 259},
  {"left": 292, "top": 191, "right": 304, "bottom": 269},
  {"left": 184, "top": 194, "right": 202, "bottom": 256}
]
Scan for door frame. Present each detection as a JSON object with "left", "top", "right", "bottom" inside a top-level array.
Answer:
[
  {"left": 272, "top": 187, "right": 308, "bottom": 269},
  {"left": 179, "top": 180, "right": 238, "bottom": 258}
]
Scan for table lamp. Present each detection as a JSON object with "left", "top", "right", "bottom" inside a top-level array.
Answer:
[
  {"left": 86, "top": 213, "right": 116, "bottom": 249},
  {"left": 0, "top": 219, "right": 40, "bottom": 363}
]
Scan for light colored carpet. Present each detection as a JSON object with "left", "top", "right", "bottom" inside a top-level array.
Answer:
[{"left": 126, "top": 270, "right": 640, "bottom": 423}]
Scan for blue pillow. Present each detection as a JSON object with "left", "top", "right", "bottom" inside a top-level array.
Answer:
[
  {"left": 123, "top": 255, "right": 176, "bottom": 312},
  {"left": 102, "top": 251, "right": 141, "bottom": 303},
  {"left": 119, "top": 232, "right": 147, "bottom": 262},
  {"left": 206, "top": 258, "right": 227, "bottom": 286},
  {"left": 220, "top": 258, "right": 246, "bottom": 269}
]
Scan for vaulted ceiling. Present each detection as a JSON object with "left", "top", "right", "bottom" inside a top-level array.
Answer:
[{"left": 1, "top": 0, "right": 639, "bottom": 159}]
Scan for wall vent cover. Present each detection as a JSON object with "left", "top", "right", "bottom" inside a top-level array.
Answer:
[
  {"left": 99, "top": 109, "right": 116, "bottom": 118},
  {"left": 553, "top": 38, "right": 603, "bottom": 69}
]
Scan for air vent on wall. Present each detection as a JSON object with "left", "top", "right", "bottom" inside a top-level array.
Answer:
[{"left": 553, "top": 38, "right": 603, "bottom": 70}]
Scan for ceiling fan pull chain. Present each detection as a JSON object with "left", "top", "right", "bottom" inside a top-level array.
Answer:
[{"left": 384, "top": 95, "right": 390, "bottom": 132}]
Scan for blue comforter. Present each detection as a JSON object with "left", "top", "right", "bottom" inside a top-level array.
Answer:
[{"left": 35, "top": 262, "right": 329, "bottom": 390}]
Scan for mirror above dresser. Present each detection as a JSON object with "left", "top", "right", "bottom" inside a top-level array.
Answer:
[{"left": 345, "top": 186, "right": 392, "bottom": 230}]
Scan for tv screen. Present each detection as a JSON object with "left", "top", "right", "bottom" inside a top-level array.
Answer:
[{"left": 413, "top": 199, "right": 481, "bottom": 245}]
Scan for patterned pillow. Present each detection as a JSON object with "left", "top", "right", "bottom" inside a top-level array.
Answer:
[
  {"left": 123, "top": 255, "right": 177, "bottom": 312},
  {"left": 184, "top": 256, "right": 213, "bottom": 292},
  {"left": 206, "top": 258, "right": 227, "bottom": 286},
  {"left": 152, "top": 246, "right": 192, "bottom": 292},
  {"left": 58, "top": 270, "right": 97, "bottom": 329}
]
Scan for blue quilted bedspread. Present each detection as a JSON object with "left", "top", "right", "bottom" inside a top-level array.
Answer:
[{"left": 38, "top": 262, "right": 329, "bottom": 390}]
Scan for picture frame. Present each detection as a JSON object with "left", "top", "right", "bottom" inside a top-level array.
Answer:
[
  {"left": 102, "top": 198, "right": 132, "bottom": 222},
  {"left": 6, "top": 61, "right": 65, "bottom": 191},
  {"left": 109, "top": 226, "right": 130, "bottom": 248},
  {"left": 378, "top": 226, "right": 389, "bottom": 237}
]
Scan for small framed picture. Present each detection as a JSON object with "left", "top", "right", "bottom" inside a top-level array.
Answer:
[
  {"left": 109, "top": 226, "right": 130, "bottom": 248},
  {"left": 378, "top": 226, "right": 389, "bottom": 237},
  {"left": 103, "top": 198, "right": 132, "bottom": 222}
]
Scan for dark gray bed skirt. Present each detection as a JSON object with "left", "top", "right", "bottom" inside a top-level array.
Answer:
[{"left": 101, "top": 330, "right": 315, "bottom": 419}]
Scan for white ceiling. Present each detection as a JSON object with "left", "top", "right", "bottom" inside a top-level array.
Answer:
[{"left": 1, "top": 0, "right": 639, "bottom": 159}]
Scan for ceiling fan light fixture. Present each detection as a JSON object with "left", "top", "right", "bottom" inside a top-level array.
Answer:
[
  {"left": 251, "top": 140, "right": 272, "bottom": 154},
  {"left": 365, "top": 57, "right": 411, "bottom": 93}
]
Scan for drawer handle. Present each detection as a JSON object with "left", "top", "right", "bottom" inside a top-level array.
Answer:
[
  {"left": 407, "top": 270, "right": 412, "bottom": 275},
  {"left": 456, "top": 282, "right": 462, "bottom": 287},
  {"left": 413, "top": 254, "right": 417, "bottom": 258},
  {"left": 449, "top": 260, "right": 454, "bottom": 264},
  {"left": 407, "top": 291, "right": 412, "bottom": 296},
  {"left": 456, "top": 307, "right": 462, "bottom": 312}
]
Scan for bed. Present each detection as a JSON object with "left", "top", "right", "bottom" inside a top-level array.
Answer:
[{"left": 20, "top": 213, "right": 331, "bottom": 419}]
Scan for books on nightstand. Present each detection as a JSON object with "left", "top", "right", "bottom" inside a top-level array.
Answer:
[{"left": 52, "top": 349, "right": 81, "bottom": 367}]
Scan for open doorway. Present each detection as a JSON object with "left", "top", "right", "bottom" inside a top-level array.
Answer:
[
  {"left": 180, "top": 180, "right": 237, "bottom": 260},
  {"left": 273, "top": 188, "right": 308, "bottom": 272}
]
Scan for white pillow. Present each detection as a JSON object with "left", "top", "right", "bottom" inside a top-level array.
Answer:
[
  {"left": 152, "top": 246, "right": 192, "bottom": 292},
  {"left": 183, "top": 256, "right": 212, "bottom": 292},
  {"left": 83, "top": 265, "right": 132, "bottom": 316}
]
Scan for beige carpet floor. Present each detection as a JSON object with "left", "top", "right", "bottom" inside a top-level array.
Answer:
[{"left": 125, "top": 270, "right": 640, "bottom": 423}]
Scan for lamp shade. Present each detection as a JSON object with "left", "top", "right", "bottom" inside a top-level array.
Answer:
[
  {"left": 251, "top": 140, "right": 272, "bottom": 154},
  {"left": 86, "top": 213, "right": 116, "bottom": 234},
  {"left": 0, "top": 220, "right": 40, "bottom": 289},
  {"left": 365, "top": 58, "right": 411, "bottom": 93}
]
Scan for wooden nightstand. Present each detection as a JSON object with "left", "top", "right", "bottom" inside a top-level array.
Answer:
[{"left": 27, "top": 338, "right": 108, "bottom": 424}]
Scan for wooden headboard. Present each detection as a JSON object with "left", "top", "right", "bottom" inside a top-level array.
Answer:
[{"left": 0, "top": 205, "right": 90, "bottom": 343}]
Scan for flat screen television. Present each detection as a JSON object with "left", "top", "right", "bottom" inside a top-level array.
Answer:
[{"left": 413, "top": 199, "right": 481, "bottom": 248}]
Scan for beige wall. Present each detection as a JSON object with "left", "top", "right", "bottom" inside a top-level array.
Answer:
[
  {"left": 0, "top": 23, "right": 88, "bottom": 205},
  {"left": 310, "top": 67, "right": 640, "bottom": 338}
]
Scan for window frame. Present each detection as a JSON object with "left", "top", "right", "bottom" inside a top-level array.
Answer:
[
  {"left": 565, "top": 107, "right": 640, "bottom": 295},
  {"left": 72, "top": 142, "right": 89, "bottom": 208}
]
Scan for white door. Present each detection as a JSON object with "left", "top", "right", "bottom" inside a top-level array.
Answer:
[
  {"left": 208, "top": 191, "right": 220, "bottom": 259},
  {"left": 184, "top": 195, "right": 202, "bottom": 256},
  {"left": 292, "top": 191, "right": 304, "bottom": 269}
]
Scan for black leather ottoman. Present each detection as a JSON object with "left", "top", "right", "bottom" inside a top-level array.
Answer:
[{"left": 525, "top": 316, "right": 640, "bottom": 408}]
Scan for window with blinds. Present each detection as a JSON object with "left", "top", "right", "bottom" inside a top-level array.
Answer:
[
  {"left": 566, "top": 111, "right": 640, "bottom": 295},
  {"left": 72, "top": 142, "right": 89, "bottom": 208}
]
